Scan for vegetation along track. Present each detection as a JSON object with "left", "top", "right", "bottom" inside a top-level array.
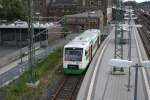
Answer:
[
  {"left": 136, "top": 12, "right": 150, "bottom": 58},
  {"left": 52, "top": 75, "right": 83, "bottom": 100}
]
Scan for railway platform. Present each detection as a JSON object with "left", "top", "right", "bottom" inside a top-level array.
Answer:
[{"left": 77, "top": 20, "right": 149, "bottom": 100}]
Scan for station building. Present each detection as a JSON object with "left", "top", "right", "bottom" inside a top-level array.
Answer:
[
  {"left": 24, "top": 0, "right": 113, "bottom": 22},
  {"left": 64, "top": 10, "right": 104, "bottom": 32},
  {"left": 0, "top": 22, "right": 51, "bottom": 47}
]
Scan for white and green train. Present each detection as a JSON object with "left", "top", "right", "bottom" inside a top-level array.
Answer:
[{"left": 63, "top": 29, "right": 101, "bottom": 74}]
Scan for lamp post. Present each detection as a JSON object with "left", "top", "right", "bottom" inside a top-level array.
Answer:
[
  {"left": 35, "top": 12, "right": 41, "bottom": 47},
  {"left": 121, "top": 7, "right": 142, "bottom": 91},
  {"left": 133, "top": 64, "right": 140, "bottom": 100},
  {"left": 128, "top": 6, "right": 132, "bottom": 91}
]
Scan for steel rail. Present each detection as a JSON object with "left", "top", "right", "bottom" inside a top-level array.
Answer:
[
  {"left": 52, "top": 75, "right": 82, "bottom": 100},
  {"left": 133, "top": 22, "right": 150, "bottom": 100}
]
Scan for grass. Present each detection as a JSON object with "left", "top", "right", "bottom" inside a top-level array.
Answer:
[{"left": 0, "top": 47, "right": 63, "bottom": 100}]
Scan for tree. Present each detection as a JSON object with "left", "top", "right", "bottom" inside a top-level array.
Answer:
[
  {"left": 0, "top": 0, "right": 2, "bottom": 8},
  {"left": 138, "top": 1, "right": 150, "bottom": 7},
  {"left": 0, "top": 0, "right": 27, "bottom": 21},
  {"left": 123, "top": 1, "right": 137, "bottom": 8},
  {"left": 61, "top": 24, "right": 70, "bottom": 38}
]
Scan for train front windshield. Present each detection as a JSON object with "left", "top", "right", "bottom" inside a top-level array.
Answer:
[{"left": 65, "top": 48, "right": 83, "bottom": 61}]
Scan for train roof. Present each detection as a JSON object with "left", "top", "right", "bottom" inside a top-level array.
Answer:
[{"left": 65, "top": 29, "right": 100, "bottom": 49}]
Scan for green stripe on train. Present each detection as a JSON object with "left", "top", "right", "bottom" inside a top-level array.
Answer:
[{"left": 64, "top": 69, "right": 85, "bottom": 74}]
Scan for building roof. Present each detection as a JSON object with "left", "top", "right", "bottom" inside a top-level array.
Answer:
[
  {"left": 65, "top": 10, "right": 103, "bottom": 18},
  {"left": 0, "top": 22, "right": 56, "bottom": 29}
]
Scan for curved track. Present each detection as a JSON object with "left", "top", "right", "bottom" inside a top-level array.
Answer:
[
  {"left": 136, "top": 12, "right": 150, "bottom": 57},
  {"left": 135, "top": 12, "right": 150, "bottom": 99}
]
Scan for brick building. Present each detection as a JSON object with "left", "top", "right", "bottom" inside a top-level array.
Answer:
[
  {"left": 27, "top": 0, "right": 111, "bottom": 17},
  {"left": 33, "top": 0, "right": 50, "bottom": 17},
  {"left": 48, "top": 0, "right": 104, "bottom": 17},
  {"left": 22, "top": 0, "right": 113, "bottom": 26}
]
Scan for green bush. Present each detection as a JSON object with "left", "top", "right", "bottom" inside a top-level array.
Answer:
[{"left": 0, "top": 0, "right": 27, "bottom": 21}]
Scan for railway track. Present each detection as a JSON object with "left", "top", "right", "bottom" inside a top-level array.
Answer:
[
  {"left": 52, "top": 75, "right": 83, "bottom": 100},
  {"left": 135, "top": 12, "right": 150, "bottom": 99},
  {"left": 136, "top": 12, "right": 150, "bottom": 57}
]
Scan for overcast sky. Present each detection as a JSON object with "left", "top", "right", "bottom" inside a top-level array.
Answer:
[{"left": 124, "top": 0, "right": 149, "bottom": 3}]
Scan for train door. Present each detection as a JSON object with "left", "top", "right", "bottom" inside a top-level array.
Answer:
[
  {"left": 89, "top": 45, "right": 92, "bottom": 62},
  {"left": 97, "top": 36, "right": 100, "bottom": 48}
]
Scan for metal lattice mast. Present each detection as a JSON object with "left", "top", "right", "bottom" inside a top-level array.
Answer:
[
  {"left": 102, "top": 0, "right": 107, "bottom": 25},
  {"left": 113, "top": 0, "right": 125, "bottom": 74},
  {"left": 27, "top": 0, "right": 37, "bottom": 83},
  {"left": 114, "top": 0, "right": 124, "bottom": 59}
]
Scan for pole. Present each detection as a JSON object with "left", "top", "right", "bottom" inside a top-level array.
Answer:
[
  {"left": 36, "top": 0, "right": 41, "bottom": 47},
  {"left": 134, "top": 64, "right": 139, "bottom": 100},
  {"left": 27, "top": 0, "right": 36, "bottom": 83},
  {"left": 20, "top": 27, "right": 23, "bottom": 63},
  {"left": 128, "top": 6, "right": 132, "bottom": 91}
]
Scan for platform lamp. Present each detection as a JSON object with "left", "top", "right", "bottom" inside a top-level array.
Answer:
[{"left": 109, "top": 59, "right": 150, "bottom": 100}]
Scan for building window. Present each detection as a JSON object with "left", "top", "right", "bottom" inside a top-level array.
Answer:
[
  {"left": 90, "top": 1, "right": 94, "bottom": 8},
  {"left": 40, "top": 1, "right": 43, "bottom": 6},
  {"left": 62, "top": 9, "right": 65, "bottom": 13},
  {"left": 66, "top": 9, "right": 70, "bottom": 12}
]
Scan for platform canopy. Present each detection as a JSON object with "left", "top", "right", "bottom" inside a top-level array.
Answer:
[
  {"left": 141, "top": 60, "right": 150, "bottom": 68},
  {"left": 109, "top": 59, "right": 134, "bottom": 68}
]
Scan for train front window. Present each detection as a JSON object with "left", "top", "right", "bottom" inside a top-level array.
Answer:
[{"left": 65, "top": 48, "right": 83, "bottom": 61}]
